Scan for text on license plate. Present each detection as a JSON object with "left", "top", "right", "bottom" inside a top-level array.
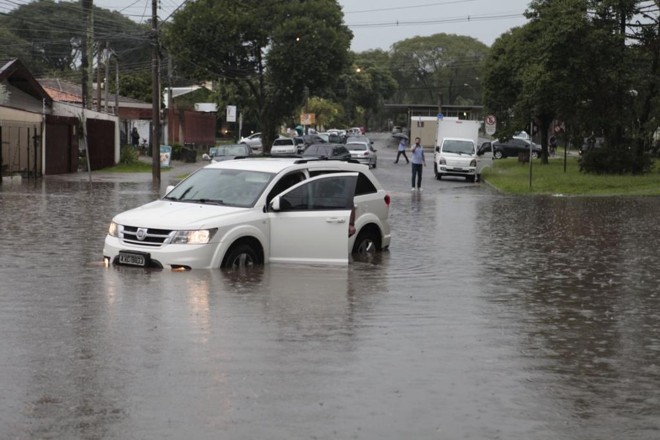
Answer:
[{"left": 118, "top": 252, "right": 147, "bottom": 266}]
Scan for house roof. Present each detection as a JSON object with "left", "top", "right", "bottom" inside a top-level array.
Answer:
[
  {"left": 0, "top": 59, "right": 53, "bottom": 105},
  {"left": 38, "top": 78, "right": 151, "bottom": 108}
]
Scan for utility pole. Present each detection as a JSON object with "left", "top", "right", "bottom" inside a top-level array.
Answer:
[
  {"left": 96, "top": 46, "right": 102, "bottom": 112},
  {"left": 81, "top": 0, "right": 93, "bottom": 182},
  {"left": 151, "top": 0, "right": 161, "bottom": 184},
  {"left": 81, "top": 0, "right": 93, "bottom": 111},
  {"left": 104, "top": 41, "right": 110, "bottom": 113}
]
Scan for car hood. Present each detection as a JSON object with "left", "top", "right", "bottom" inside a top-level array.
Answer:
[{"left": 113, "top": 200, "right": 249, "bottom": 229}]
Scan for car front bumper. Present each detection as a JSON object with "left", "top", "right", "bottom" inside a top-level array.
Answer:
[{"left": 103, "top": 236, "right": 220, "bottom": 270}]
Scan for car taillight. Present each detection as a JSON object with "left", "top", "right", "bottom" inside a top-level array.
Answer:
[
  {"left": 363, "top": 152, "right": 369, "bottom": 156},
  {"left": 348, "top": 207, "right": 356, "bottom": 237},
  {"left": 384, "top": 194, "right": 391, "bottom": 207}
]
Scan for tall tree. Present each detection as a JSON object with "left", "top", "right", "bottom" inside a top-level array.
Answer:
[
  {"left": 483, "top": 0, "right": 658, "bottom": 172},
  {"left": 2, "top": 0, "right": 151, "bottom": 77},
  {"left": 351, "top": 50, "right": 398, "bottom": 130},
  {"left": 164, "top": 0, "right": 352, "bottom": 151},
  {"left": 389, "top": 33, "right": 489, "bottom": 106}
]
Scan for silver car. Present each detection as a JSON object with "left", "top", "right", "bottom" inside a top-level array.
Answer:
[
  {"left": 239, "top": 132, "right": 262, "bottom": 152},
  {"left": 346, "top": 141, "right": 377, "bottom": 168}
]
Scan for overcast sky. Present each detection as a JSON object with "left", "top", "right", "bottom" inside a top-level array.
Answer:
[{"left": 91, "top": 0, "right": 531, "bottom": 51}]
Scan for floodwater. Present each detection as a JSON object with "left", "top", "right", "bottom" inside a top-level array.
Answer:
[{"left": 1, "top": 137, "right": 659, "bottom": 439}]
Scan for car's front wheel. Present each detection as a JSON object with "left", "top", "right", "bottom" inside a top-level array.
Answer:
[
  {"left": 222, "top": 243, "right": 259, "bottom": 269},
  {"left": 434, "top": 164, "right": 442, "bottom": 180}
]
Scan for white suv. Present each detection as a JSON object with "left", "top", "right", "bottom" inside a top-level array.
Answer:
[{"left": 103, "top": 158, "right": 391, "bottom": 270}]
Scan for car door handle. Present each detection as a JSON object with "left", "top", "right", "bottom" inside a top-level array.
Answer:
[{"left": 326, "top": 217, "right": 346, "bottom": 223}]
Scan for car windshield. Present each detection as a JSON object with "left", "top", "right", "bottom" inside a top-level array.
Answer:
[
  {"left": 304, "top": 145, "right": 331, "bottom": 156},
  {"left": 347, "top": 143, "right": 366, "bottom": 151},
  {"left": 164, "top": 168, "right": 274, "bottom": 208},
  {"left": 214, "top": 145, "right": 248, "bottom": 156},
  {"left": 443, "top": 140, "right": 475, "bottom": 155}
]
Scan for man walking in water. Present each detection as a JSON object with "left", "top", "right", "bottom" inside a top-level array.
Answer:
[
  {"left": 394, "top": 137, "right": 409, "bottom": 164},
  {"left": 411, "top": 137, "right": 426, "bottom": 191}
]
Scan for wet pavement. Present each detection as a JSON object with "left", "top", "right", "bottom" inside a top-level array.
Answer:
[{"left": 1, "top": 134, "right": 659, "bottom": 439}]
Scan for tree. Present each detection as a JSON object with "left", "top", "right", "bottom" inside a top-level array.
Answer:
[
  {"left": 164, "top": 0, "right": 352, "bottom": 152},
  {"left": 2, "top": 0, "right": 151, "bottom": 77},
  {"left": 483, "top": 0, "right": 658, "bottom": 171},
  {"left": 389, "top": 33, "right": 489, "bottom": 106},
  {"left": 350, "top": 50, "right": 398, "bottom": 130}
]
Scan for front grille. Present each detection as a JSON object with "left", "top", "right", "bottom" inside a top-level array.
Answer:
[{"left": 121, "top": 225, "right": 174, "bottom": 247}]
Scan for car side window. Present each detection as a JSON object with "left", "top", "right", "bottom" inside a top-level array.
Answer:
[
  {"left": 277, "top": 175, "right": 357, "bottom": 212},
  {"left": 355, "top": 173, "right": 377, "bottom": 196},
  {"left": 266, "top": 171, "right": 306, "bottom": 205}
]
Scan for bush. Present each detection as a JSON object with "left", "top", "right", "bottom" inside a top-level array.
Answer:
[
  {"left": 579, "top": 147, "right": 654, "bottom": 175},
  {"left": 119, "top": 145, "right": 140, "bottom": 165},
  {"left": 170, "top": 143, "right": 183, "bottom": 160}
]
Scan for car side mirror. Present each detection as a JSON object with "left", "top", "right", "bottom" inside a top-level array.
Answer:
[
  {"left": 202, "top": 153, "right": 211, "bottom": 161},
  {"left": 270, "top": 196, "right": 281, "bottom": 212},
  {"left": 435, "top": 146, "right": 440, "bottom": 152},
  {"left": 164, "top": 185, "right": 175, "bottom": 197}
]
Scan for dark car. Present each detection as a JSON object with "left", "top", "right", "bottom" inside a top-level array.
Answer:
[
  {"left": 302, "top": 143, "right": 351, "bottom": 161},
  {"left": 203, "top": 144, "right": 252, "bottom": 161},
  {"left": 484, "top": 138, "right": 542, "bottom": 159},
  {"left": 302, "top": 134, "right": 328, "bottom": 148}
]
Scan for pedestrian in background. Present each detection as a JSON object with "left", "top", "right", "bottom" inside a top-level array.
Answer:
[
  {"left": 394, "top": 137, "right": 409, "bottom": 164},
  {"left": 131, "top": 127, "right": 140, "bottom": 148},
  {"left": 411, "top": 137, "right": 426, "bottom": 191}
]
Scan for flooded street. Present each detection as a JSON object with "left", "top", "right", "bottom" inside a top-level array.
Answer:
[{"left": 1, "top": 135, "right": 659, "bottom": 439}]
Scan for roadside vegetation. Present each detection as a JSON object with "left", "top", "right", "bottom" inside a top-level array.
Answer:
[{"left": 482, "top": 155, "right": 660, "bottom": 196}]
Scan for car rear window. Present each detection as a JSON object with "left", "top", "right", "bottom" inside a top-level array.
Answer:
[{"left": 347, "top": 143, "right": 366, "bottom": 151}]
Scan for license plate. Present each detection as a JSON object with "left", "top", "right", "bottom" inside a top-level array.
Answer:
[{"left": 118, "top": 251, "right": 148, "bottom": 267}]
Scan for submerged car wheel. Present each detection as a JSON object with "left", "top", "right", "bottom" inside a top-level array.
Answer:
[
  {"left": 223, "top": 243, "right": 258, "bottom": 269},
  {"left": 531, "top": 151, "right": 539, "bottom": 159},
  {"left": 352, "top": 229, "right": 380, "bottom": 258},
  {"left": 494, "top": 150, "right": 504, "bottom": 159}
]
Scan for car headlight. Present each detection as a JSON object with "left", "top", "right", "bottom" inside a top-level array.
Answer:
[
  {"left": 439, "top": 157, "right": 446, "bottom": 165},
  {"left": 108, "top": 221, "right": 119, "bottom": 237},
  {"left": 469, "top": 159, "right": 477, "bottom": 167},
  {"left": 171, "top": 228, "right": 217, "bottom": 244}
]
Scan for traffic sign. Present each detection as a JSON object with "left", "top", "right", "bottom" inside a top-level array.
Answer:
[{"left": 485, "top": 114, "right": 496, "bottom": 135}]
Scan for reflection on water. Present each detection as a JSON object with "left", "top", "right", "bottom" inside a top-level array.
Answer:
[{"left": 1, "top": 175, "right": 659, "bottom": 439}]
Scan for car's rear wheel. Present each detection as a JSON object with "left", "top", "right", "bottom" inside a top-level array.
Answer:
[
  {"left": 494, "top": 150, "right": 503, "bottom": 159},
  {"left": 352, "top": 229, "right": 380, "bottom": 258},
  {"left": 223, "top": 243, "right": 259, "bottom": 269},
  {"left": 531, "top": 151, "right": 539, "bottom": 159}
]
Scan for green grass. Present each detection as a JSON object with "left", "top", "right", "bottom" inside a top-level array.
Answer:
[
  {"left": 480, "top": 156, "right": 660, "bottom": 196},
  {"left": 100, "top": 161, "right": 154, "bottom": 173}
]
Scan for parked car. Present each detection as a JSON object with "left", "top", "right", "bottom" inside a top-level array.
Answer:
[
  {"left": 271, "top": 137, "right": 297, "bottom": 155},
  {"left": 346, "top": 141, "right": 377, "bottom": 168},
  {"left": 103, "top": 158, "right": 391, "bottom": 269},
  {"left": 294, "top": 136, "right": 306, "bottom": 154},
  {"left": 239, "top": 132, "right": 262, "bottom": 152},
  {"left": 302, "top": 143, "right": 352, "bottom": 161},
  {"left": 485, "top": 138, "right": 542, "bottom": 159},
  {"left": 578, "top": 136, "right": 605, "bottom": 155},
  {"left": 302, "top": 133, "right": 328, "bottom": 147},
  {"left": 346, "top": 135, "right": 372, "bottom": 145},
  {"left": 203, "top": 144, "right": 252, "bottom": 161}
]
